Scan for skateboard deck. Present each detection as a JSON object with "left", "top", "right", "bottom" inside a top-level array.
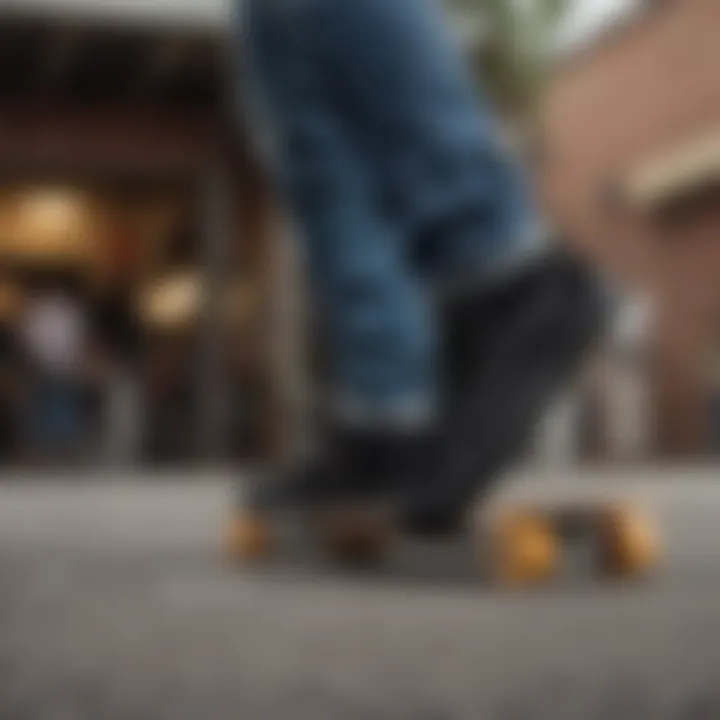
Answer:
[
  {"left": 223, "top": 254, "right": 637, "bottom": 588},
  {"left": 225, "top": 479, "right": 660, "bottom": 588}
]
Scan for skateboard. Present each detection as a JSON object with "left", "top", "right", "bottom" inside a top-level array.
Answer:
[
  {"left": 224, "top": 485, "right": 660, "bottom": 587},
  {"left": 224, "top": 253, "right": 659, "bottom": 586}
]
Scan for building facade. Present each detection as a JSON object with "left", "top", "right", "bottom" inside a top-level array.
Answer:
[
  {"left": 0, "top": 0, "right": 299, "bottom": 468},
  {"left": 540, "top": 0, "right": 720, "bottom": 459}
]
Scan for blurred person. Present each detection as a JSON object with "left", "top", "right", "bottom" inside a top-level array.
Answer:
[
  {"left": 20, "top": 268, "right": 89, "bottom": 463},
  {"left": 237, "top": 0, "right": 606, "bottom": 532}
]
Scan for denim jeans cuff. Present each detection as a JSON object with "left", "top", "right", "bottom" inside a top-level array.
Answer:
[{"left": 436, "top": 220, "right": 551, "bottom": 300}]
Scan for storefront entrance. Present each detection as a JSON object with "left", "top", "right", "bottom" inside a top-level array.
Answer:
[{"left": 0, "top": 175, "right": 274, "bottom": 469}]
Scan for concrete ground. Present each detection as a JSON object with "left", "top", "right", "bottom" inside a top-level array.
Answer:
[{"left": 2, "top": 467, "right": 720, "bottom": 719}]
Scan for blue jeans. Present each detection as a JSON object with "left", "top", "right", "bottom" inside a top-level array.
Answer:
[{"left": 237, "top": 0, "right": 540, "bottom": 420}]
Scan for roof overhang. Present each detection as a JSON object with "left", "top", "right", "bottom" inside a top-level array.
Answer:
[
  {"left": 625, "top": 133, "right": 720, "bottom": 210},
  {"left": 0, "top": 0, "right": 231, "bottom": 32}
]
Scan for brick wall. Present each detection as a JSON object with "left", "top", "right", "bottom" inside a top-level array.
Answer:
[{"left": 539, "top": 0, "right": 720, "bottom": 456}]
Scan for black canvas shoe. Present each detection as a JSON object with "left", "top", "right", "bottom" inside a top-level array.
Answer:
[{"left": 403, "top": 247, "right": 607, "bottom": 536}]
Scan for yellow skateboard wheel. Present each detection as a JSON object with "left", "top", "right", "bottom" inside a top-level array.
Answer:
[
  {"left": 491, "top": 510, "right": 559, "bottom": 588},
  {"left": 598, "top": 505, "right": 659, "bottom": 578},
  {"left": 224, "top": 512, "right": 274, "bottom": 562}
]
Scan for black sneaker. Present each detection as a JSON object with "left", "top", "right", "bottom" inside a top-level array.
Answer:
[
  {"left": 249, "top": 426, "right": 440, "bottom": 515},
  {"left": 403, "top": 248, "right": 606, "bottom": 536}
]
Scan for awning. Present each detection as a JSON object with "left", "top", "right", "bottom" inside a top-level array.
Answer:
[
  {"left": 625, "top": 133, "right": 720, "bottom": 209},
  {"left": 0, "top": 0, "right": 232, "bottom": 31}
]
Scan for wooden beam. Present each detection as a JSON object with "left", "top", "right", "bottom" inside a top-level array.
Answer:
[
  {"left": 41, "top": 28, "right": 86, "bottom": 90},
  {"left": 0, "top": 105, "right": 215, "bottom": 176},
  {"left": 137, "top": 37, "right": 196, "bottom": 95},
  {"left": 198, "top": 156, "right": 233, "bottom": 461}
]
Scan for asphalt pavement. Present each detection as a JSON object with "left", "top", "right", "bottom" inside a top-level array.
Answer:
[{"left": 2, "top": 466, "right": 720, "bottom": 720}]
